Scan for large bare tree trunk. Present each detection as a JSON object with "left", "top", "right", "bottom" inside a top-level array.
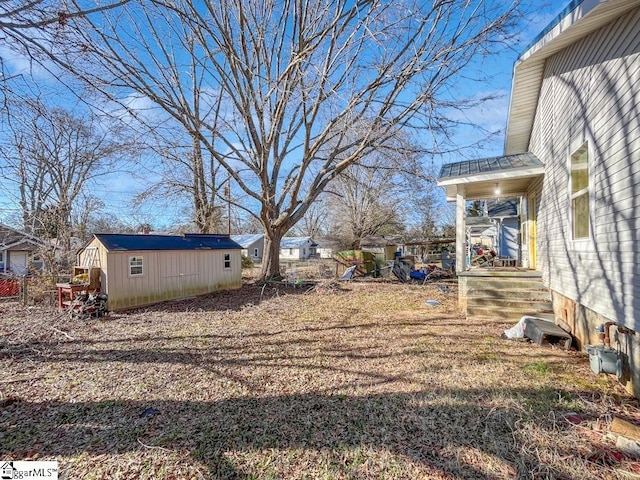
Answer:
[{"left": 261, "top": 230, "right": 284, "bottom": 281}]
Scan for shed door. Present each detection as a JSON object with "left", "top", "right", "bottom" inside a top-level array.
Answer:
[{"left": 160, "top": 252, "right": 199, "bottom": 299}]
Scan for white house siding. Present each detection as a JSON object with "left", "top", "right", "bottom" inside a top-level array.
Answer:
[
  {"left": 530, "top": 7, "right": 640, "bottom": 333},
  {"left": 318, "top": 247, "right": 334, "bottom": 259},
  {"left": 280, "top": 248, "right": 304, "bottom": 260}
]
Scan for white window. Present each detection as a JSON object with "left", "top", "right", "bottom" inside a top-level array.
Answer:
[
  {"left": 224, "top": 253, "right": 231, "bottom": 269},
  {"left": 570, "top": 143, "right": 590, "bottom": 239},
  {"left": 129, "top": 256, "right": 143, "bottom": 276},
  {"left": 253, "top": 248, "right": 259, "bottom": 257}
]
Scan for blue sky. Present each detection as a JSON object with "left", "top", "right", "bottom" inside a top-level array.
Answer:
[{"left": 0, "top": 1, "right": 569, "bottom": 231}]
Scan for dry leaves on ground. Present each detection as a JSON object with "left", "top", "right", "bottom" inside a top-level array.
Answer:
[{"left": 1, "top": 280, "right": 639, "bottom": 479}]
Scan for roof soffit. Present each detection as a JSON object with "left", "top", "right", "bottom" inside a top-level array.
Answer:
[{"left": 505, "top": 0, "right": 640, "bottom": 154}]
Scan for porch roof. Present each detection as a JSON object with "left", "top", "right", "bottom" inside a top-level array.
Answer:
[{"left": 437, "top": 152, "right": 544, "bottom": 201}]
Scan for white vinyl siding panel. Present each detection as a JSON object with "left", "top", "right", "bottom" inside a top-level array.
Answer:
[{"left": 531, "top": 6, "right": 640, "bottom": 330}]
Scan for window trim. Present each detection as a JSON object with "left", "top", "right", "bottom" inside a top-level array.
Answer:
[
  {"left": 568, "top": 141, "right": 591, "bottom": 244},
  {"left": 253, "top": 247, "right": 259, "bottom": 258},
  {"left": 224, "top": 253, "right": 231, "bottom": 270},
  {"left": 129, "top": 256, "right": 144, "bottom": 277}
]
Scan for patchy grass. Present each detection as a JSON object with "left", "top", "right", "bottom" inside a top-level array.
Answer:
[
  {"left": 523, "top": 360, "right": 552, "bottom": 377},
  {"left": 1, "top": 280, "right": 640, "bottom": 479}
]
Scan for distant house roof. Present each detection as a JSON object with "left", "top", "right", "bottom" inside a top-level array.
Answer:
[
  {"left": 93, "top": 233, "right": 242, "bottom": 251},
  {"left": 0, "top": 223, "right": 45, "bottom": 250},
  {"left": 280, "top": 236, "right": 317, "bottom": 248},
  {"left": 466, "top": 217, "right": 494, "bottom": 228},
  {"left": 230, "top": 233, "right": 264, "bottom": 248},
  {"left": 315, "top": 237, "right": 342, "bottom": 248}
]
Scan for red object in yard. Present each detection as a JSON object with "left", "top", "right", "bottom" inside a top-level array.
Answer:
[{"left": 0, "top": 278, "right": 20, "bottom": 297}]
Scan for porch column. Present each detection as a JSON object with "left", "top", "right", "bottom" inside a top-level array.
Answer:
[{"left": 456, "top": 184, "right": 466, "bottom": 273}]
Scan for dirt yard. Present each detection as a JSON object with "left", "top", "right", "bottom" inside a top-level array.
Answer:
[{"left": 1, "top": 280, "right": 640, "bottom": 479}]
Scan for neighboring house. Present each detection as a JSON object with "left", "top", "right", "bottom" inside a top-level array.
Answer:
[
  {"left": 437, "top": 1, "right": 640, "bottom": 396},
  {"left": 315, "top": 237, "right": 342, "bottom": 259},
  {"left": 0, "top": 223, "right": 45, "bottom": 274},
  {"left": 279, "top": 237, "right": 317, "bottom": 260},
  {"left": 231, "top": 233, "right": 265, "bottom": 263},
  {"left": 77, "top": 233, "right": 242, "bottom": 310}
]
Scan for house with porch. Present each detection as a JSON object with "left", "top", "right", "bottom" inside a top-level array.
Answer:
[
  {"left": 438, "top": 0, "right": 640, "bottom": 396},
  {"left": 279, "top": 236, "right": 317, "bottom": 260},
  {"left": 0, "top": 223, "right": 45, "bottom": 274}
]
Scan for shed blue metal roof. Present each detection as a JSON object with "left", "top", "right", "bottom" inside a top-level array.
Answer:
[{"left": 94, "top": 233, "right": 242, "bottom": 251}]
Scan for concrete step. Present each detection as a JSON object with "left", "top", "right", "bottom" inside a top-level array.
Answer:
[{"left": 463, "top": 270, "right": 542, "bottom": 278}]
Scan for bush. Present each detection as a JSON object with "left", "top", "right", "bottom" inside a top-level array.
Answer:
[{"left": 241, "top": 255, "right": 254, "bottom": 269}]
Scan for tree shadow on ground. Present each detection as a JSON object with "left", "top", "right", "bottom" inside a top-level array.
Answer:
[
  {"left": 1, "top": 386, "right": 596, "bottom": 479},
  {"left": 111, "top": 281, "right": 352, "bottom": 316}
]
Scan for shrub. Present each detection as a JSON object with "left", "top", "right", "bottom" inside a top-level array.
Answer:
[{"left": 241, "top": 255, "right": 254, "bottom": 269}]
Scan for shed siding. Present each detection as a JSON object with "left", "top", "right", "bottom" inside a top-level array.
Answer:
[
  {"left": 103, "top": 249, "right": 241, "bottom": 310},
  {"left": 530, "top": 7, "right": 640, "bottom": 330},
  {"left": 78, "top": 241, "right": 241, "bottom": 310}
]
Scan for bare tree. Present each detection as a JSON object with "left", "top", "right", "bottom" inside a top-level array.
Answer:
[
  {"left": 0, "top": 0, "right": 131, "bottom": 92},
  {"left": 0, "top": 1, "right": 130, "bottom": 30},
  {"left": 137, "top": 134, "right": 227, "bottom": 233},
  {"left": 325, "top": 153, "right": 405, "bottom": 249},
  {"left": 0, "top": 96, "right": 131, "bottom": 268},
  {"left": 38, "top": 0, "right": 524, "bottom": 279},
  {"left": 127, "top": 27, "right": 231, "bottom": 234},
  {"left": 293, "top": 198, "right": 329, "bottom": 239}
]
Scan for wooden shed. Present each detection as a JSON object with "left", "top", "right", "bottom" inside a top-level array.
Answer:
[{"left": 77, "top": 233, "right": 242, "bottom": 310}]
